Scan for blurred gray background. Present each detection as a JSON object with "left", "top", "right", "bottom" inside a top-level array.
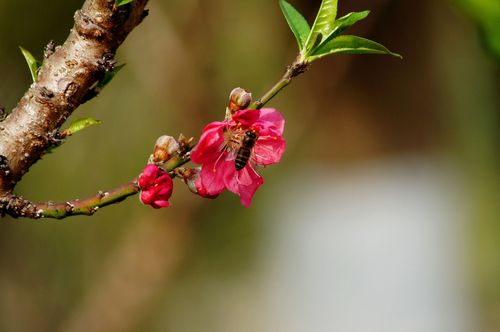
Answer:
[{"left": 0, "top": 0, "right": 499, "bottom": 331}]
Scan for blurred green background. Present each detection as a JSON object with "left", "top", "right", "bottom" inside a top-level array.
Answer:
[{"left": 0, "top": 0, "right": 499, "bottom": 331}]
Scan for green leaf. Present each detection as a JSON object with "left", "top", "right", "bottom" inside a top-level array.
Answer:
[
  {"left": 279, "top": 0, "right": 311, "bottom": 50},
  {"left": 115, "top": 0, "right": 133, "bottom": 6},
  {"left": 96, "top": 64, "right": 125, "bottom": 90},
  {"left": 321, "top": 11, "right": 370, "bottom": 45},
  {"left": 19, "top": 46, "right": 42, "bottom": 82},
  {"left": 64, "top": 117, "right": 102, "bottom": 137},
  {"left": 305, "top": 0, "right": 338, "bottom": 51},
  {"left": 307, "top": 35, "right": 402, "bottom": 61}
]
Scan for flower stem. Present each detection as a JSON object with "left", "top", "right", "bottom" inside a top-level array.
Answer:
[{"left": 250, "top": 56, "right": 309, "bottom": 109}]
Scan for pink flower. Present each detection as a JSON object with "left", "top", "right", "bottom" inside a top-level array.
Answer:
[
  {"left": 191, "top": 108, "right": 285, "bottom": 207},
  {"left": 138, "top": 164, "right": 173, "bottom": 208}
]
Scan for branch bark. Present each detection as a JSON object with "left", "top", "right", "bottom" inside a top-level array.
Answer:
[
  {"left": 0, "top": 0, "right": 149, "bottom": 196},
  {"left": 0, "top": 180, "right": 140, "bottom": 219}
]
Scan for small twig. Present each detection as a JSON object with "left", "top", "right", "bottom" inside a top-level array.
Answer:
[
  {"left": 250, "top": 56, "right": 309, "bottom": 109},
  {"left": 0, "top": 181, "right": 139, "bottom": 219}
]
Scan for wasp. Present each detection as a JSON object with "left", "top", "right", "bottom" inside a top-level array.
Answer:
[{"left": 235, "top": 130, "right": 257, "bottom": 171}]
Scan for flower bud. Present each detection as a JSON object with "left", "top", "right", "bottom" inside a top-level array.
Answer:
[
  {"left": 227, "top": 87, "right": 252, "bottom": 115},
  {"left": 152, "top": 135, "right": 179, "bottom": 163},
  {"left": 138, "top": 164, "right": 173, "bottom": 209}
]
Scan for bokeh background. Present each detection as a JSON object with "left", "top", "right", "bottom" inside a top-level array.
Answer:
[{"left": 0, "top": 0, "right": 499, "bottom": 331}]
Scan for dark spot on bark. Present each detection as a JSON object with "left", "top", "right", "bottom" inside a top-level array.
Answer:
[
  {"left": 98, "top": 53, "right": 116, "bottom": 72},
  {"left": 64, "top": 82, "right": 79, "bottom": 99},
  {"left": 0, "top": 155, "right": 10, "bottom": 176},
  {"left": 65, "top": 202, "right": 75, "bottom": 213},
  {"left": 39, "top": 86, "right": 55, "bottom": 99},
  {"left": 65, "top": 59, "right": 78, "bottom": 69},
  {"left": 0, "top": 105, "right": 6, "bottom": 121},
  {"left": 75, "top": 10, "right": 107, "bottom": 41}
]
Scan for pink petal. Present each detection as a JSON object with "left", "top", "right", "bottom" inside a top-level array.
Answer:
[
  {"left": 255, "top": 108, "right": 285, "bottom": 134},
  {"left": 156, "top": 183, "right": 173, "bottom": 197},
  {"left": 151, "top": 199, "right": 170, "bottom": 209},
  {"left": 232, "top": 109, "right": 260, "bottom": 127},
  {"left": 236, "top": 166, "right": 264, "bottom": 208},
  {"left": 140, "top": 188, "right": 156, "bottom": 205},
  {"left": 199, "top": 159, "right": 230, "bottom": 196},
  {"left": 156, "top": 173, "right": 174, "bottom": 189},
  {"left": 138, "top": 164, "right": 159, "bottom": 188},
  {"left": 253, "top": 135, "right": 286, "bottom": 166},
  {"left": 191, "top": 122, "right": 226, "bottom": 164},
  {"left": 222, "top": 161, "right": 239, "bottom": 194},
  {"left": 195, "top": 176, "right": 220, "bottom": 199}
]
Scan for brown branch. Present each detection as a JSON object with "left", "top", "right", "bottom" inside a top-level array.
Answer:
[
  {"left": 0, "top": 180, "right": 140, "bottom": 219},
  {"left": 0, "top": 148, "right": 191, "bottom": 219},
  {"left": 0, "top": 0, "right": 149, "bottom": 196},
  {"left": 0, "top": 0, "right": 305, "bottom": 219}
]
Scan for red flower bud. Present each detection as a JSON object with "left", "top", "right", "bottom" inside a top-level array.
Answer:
[{"left": 138, "top": 165, "right": 173, "bottom": 208}]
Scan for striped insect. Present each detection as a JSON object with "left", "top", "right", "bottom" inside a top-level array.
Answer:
[{"left": 235, "top": 129, "right": 257, "bottom": 171}]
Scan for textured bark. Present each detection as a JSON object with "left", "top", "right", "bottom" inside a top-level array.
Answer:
[{"left": 0, "top": 0, "right": 149, "bottom": 195}]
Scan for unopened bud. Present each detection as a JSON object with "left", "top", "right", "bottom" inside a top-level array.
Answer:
[
  {"left": 227, "top": 87, "right": 252, "bottom": 115},
  {"left": 152, "top": 135, "right": 179, "bottom": 163}
]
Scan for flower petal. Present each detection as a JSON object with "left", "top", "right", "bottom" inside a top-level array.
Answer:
[
  {"left": 195, "top": 176, "right": 220, "bottom": 199},
  {"left": 151, "top": 199, "right": 170, "bottom": 209},
  {"left": 236, "top": 166, "right": 264, "bottom": 208},
  {"left": 253, "top": 135, "right": 286, "bottom": 166},
  {"left": 138, "top": 164, "right": 159, "bottom": 188},
  {"left": 223, "top": 161, "right": 239, "bottom": 193},
  {"left": 254, "top": 108, "right": 285, "bottom": 135},
  {"left": 232, "top": 109, "right": 260, "bottom": 128},
  {"left": 191, "top": 122, "right": 226, "bottom": 164},
  {"left": 140, "top": 188, "right": 156, "bottom": 205},
  {"left": 200, "top": 159, "right": 230, "bottom": 196}
]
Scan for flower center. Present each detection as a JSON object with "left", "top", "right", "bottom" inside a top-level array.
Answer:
[{"left": 223, "top": 125, "right": 248, "bottom": 155}]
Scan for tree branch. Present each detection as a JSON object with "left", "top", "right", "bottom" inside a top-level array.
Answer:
[
  {"left": 0, "top": 180, "right": 140, "bottom": 219},
  {"left": 0, "top": 0, "right": 149, "bottom": 196},
  {"left": 0, "top": 148, "right": 191, "bottom": 219},
  {"left": 0, "top": 0, "right": 308, "bottom": 219},
  {"left": 249, "top": 56, "right": 309, "bottom": 110}
]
